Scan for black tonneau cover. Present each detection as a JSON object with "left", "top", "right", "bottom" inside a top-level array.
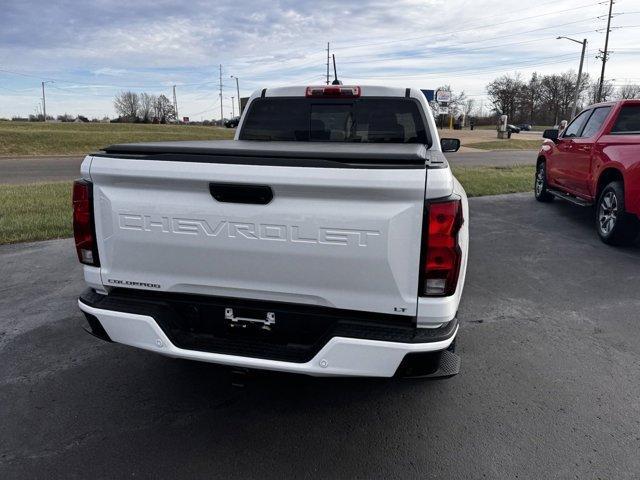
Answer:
[
  {"left": 102, "top": 140, "right": 429, "bottom": 161},
  {"left": 96, "top": 140, "right": 446, "bottom": 169}
]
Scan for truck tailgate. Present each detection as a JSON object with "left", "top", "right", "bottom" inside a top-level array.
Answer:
[{"left": 89, "top": 150, "right": 426, "bottom": 316}]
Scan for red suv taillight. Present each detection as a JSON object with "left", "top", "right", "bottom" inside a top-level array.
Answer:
[
  {"left": 72, "top": 179, "right": 99, "bottom": 266},
  {"left": 420, "top": 199, "right": 463, "bottom": 296}
]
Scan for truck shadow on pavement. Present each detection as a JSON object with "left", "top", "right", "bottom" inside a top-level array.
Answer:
[{"left": 541, "top": 199, "right": 640, "bottom": 249}]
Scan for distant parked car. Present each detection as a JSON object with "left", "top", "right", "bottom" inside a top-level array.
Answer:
[
  {"left": 535, "top": 99, "right": 640, "bottom": 245},
  {"left": 507, "top": 124, "right": 521, "bottom": 134},
  {"left": 517, "top": 123, "right": 532, "bottom": 131},
  {"left": 224, "top": 116, "right": 240, "bottom": 128}
]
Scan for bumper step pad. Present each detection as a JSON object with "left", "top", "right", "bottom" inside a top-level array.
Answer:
[
  {"left": 424, "top": 349, "right": 461, "bottom": 378},
  {"left": 396, "top": 349, "right": 461, "bottom": 378}
]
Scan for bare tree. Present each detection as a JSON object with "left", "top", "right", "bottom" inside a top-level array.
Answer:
[
  {"left": 56, "top": 113, "right": 75, "bottom": 122},
  {"left": 590, "top": 80, "right": 615, "bottom": 103},
  {"left": 114, "top": 91, "right": 140, "bottom": 121},
  {"left": 521, "top": 72, "right": 541, "bottom": 123},
  {"left": 462, "top": 98, "right": 475, "bottom": 125},
  {"left": 153, "top": 94, "right": 176, "bottom": 123},
  {"left": 486, "top": 74, "right": 525, "bottom": 120},
  {"left": 139, "top": 93, "right": 156, "bottom": 122},
  {"left": 618, "top": 84, "right": 640, "bottom": 99}
]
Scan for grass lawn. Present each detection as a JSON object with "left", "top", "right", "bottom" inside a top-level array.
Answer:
[
  {"left": 0, "top": 122, "right": 235, "bottom": 156},
  {"left": 465, "top": 139, "right": 542, "bottom": 150},
  {"left": 531, "top": 125, "right": 554, "bottom": 132},
  {"left": 473, "top": 125, "right": 553, "bottom": 132},
  {"left": 1, "top": 166, "right": 535, "bottom": 244},
  {"left": 452, "top": 165, "right": 534, "bottom": 197},
  {"left": 0, "top": 182, "right": 73, "bottom": 244}
]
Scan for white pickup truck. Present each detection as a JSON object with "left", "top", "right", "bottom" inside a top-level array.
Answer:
[{"left": 74, "top": 85, "right": 468, "bottom": 378}]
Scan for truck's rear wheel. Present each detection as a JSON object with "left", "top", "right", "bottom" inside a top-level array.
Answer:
[
  {"left": 534, "top": 161, "right": 554, "bottom": 202},
  {"left": 596, "top": 181, "right": 639, "bottom": 246}
]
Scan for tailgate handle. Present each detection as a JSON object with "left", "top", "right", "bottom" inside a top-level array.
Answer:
[{"left": 209, "top": 183, "right": 273, "bottom": 205}]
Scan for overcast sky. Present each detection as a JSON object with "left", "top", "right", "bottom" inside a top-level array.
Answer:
[{"left": 1, "top": 0, "right": 639, "bottom": 119}]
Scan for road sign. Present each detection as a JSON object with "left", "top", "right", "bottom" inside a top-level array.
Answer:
[
  {"left": 438, "top": 106, "right": 450, "bottom": 115},
  {"left": 435, "top": 90, "right": 451, "bottom": 103}
]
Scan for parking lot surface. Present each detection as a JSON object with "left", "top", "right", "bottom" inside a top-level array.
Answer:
[
  {"left": 1, "top": 193, "right": 639, "bottom": 479},
  {"left": 0, "top": 155, "right": 84, "bottom": 184}
]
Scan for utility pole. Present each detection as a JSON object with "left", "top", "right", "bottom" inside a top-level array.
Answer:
[
  {"left": 172, "top": 85, "right": 179, "bottom": 123},
  {"left": 230, "top": 75, "right": 240, "bottom": 116},
  {"left": 219, "top": 64, "right": 224, "bottom": 122},
  {"left": 231, "top": 97, "right": 235, "bottom": 118},
  {"left": 597, "top": 0, "right": 614, "bottom": 103},
  {"left": 557, "top": 36, "right": 587, "bottom": 119},
  {"left": 40, "top": 80, "right": 53, "bottom": 122},
  {"left": 326, "top": 42, "right": 330, "bottom": 85},
  {"left": 41, "top": 81, "right": 47, "bottom": 122}
]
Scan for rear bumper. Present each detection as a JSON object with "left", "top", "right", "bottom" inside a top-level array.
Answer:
[{"left": 78, "top": 289, "right": 457, "bottom": 377}]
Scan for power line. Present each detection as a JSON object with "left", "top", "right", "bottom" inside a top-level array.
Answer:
[
  {"left": 0, "top": 6, "right": 616, "bottom": 93},
  {"left": 349, "top": 52, "right": 597, "bottom": 80},
  {"left": 331, "top": 1, "right": 603, "bottom": 52},
  {"left": 339, "top": 20, "right": 602, "bottom": 67},
  {"left": 206, "top": 1, "right": 605, "bottom": 73}
]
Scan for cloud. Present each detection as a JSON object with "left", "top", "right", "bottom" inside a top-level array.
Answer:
[
  {"left": 92, "top": 67, "right": 128, "bottom": 77},
  {"left": 1, "top": 0, "right": 638, "bottom": 117}
]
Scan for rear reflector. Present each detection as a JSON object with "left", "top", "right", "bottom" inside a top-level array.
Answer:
[
  {"left": 305, "top": 86, "right": 361, "bottom": 98},
  {"left": 72, "top": 179, "right": 100, "bottom": 266},
  {"left": 420, "top": 199, "right": 463, "bottom": 296}
]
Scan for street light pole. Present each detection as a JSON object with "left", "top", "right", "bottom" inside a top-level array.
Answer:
[
  {"left": 557, "top": 36, "right": 587, "bottom": 119},
  {"left": 230, "top": 75, "right": 240, "bottom": 116}
]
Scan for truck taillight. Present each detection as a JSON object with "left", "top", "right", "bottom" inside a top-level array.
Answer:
[
  {"left": 420, "top": 199, "right": 462, "bottom": 296},
  {"left": 72, "top": 179, "right": 99, "bottom": 266},
  {"left": 305, "top": 86, "right": 361, "bottom": 98}
]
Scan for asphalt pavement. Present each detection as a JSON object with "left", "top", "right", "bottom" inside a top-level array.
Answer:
[
  {"left": 0, "top": 150, "right": 537, "bottom": 185},
  {"left": 0, "top": 155, "right": 85, "bottom": 184},
  {"left": 1, "top": 193, "right": 639, "bottom": 479}
]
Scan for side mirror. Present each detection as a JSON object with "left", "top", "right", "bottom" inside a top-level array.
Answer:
[
  {"left": 542, "top": 129, "right": 559, "bottom": 142},
  {"left": 440, "top": 138, "right": 461, "bottom": 152}
]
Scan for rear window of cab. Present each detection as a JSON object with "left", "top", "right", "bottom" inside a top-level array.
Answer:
[
  {"left": 611, "top": 105, "right": 640, "bottom": 134},
  {"left": 240, "top": 97, "right": 430, "bottom": 145}
]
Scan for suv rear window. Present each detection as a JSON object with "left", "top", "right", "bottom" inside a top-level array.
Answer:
[
  {"left": 611, "top": 105, "right": 640, "bottom": 134},
  {"left": 239, "top": 97, "right": 429, "bottom": 144}
]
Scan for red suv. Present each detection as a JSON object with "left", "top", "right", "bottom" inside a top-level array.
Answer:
[{"left": 535, "top": 100, "right": 640, "bottom": 245}]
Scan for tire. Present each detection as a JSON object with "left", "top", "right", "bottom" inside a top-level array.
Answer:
[
  {"left": 534, "top": 160, "right": 554, "bottom": 202},
  {"left": 596, "top": 181, "right": 640, "bottom": 246}
]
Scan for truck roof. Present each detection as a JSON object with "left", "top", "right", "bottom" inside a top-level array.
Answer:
[{"left": 586, "top": 99, "right": 640, "bottom": 109}]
